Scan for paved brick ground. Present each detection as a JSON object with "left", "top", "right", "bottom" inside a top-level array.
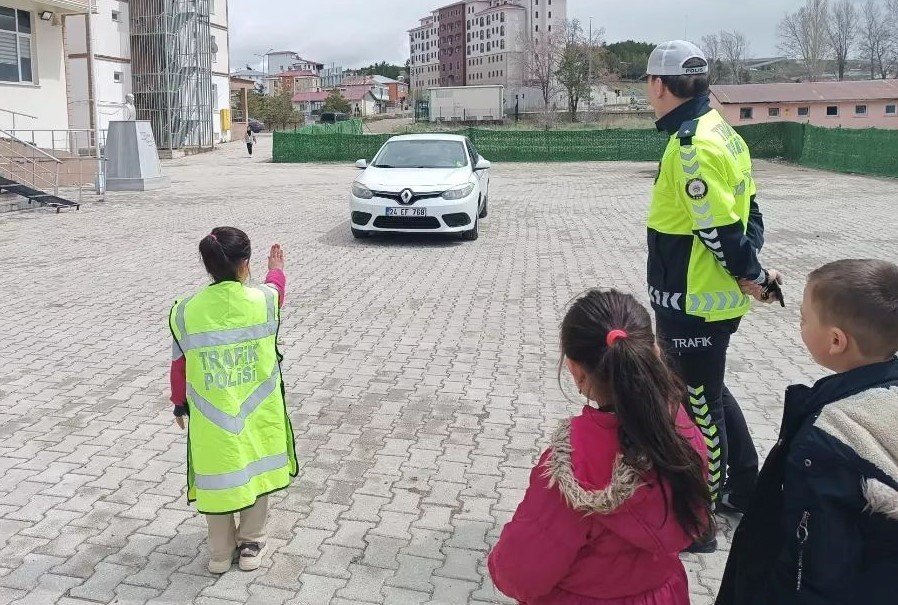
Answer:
[{"left": 2, "top": 136, "right": 897, "bottom": 605}]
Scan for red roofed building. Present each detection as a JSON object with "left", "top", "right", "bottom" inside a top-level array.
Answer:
[
  {"left": 711, "top": 80, "right": 898, "bottom": 129},
  {"left": 293, "top": 86, "right": 379, "bottom": 117}
]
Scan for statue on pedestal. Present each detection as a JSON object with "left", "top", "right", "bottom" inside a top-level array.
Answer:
[{"left": 123, "top": 94, "right": 137, "bottom": 121}]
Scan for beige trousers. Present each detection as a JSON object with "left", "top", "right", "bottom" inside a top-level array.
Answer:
[{"left": 205, "top": 496, "right": 269, "bottom": 561}]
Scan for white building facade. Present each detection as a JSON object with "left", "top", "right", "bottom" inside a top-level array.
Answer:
[
  {"left": 65, "top": 0, "right": 231, "bottom": 148},
  {"left": 0, "top": 0, "right": 90, "bottom": 138}
]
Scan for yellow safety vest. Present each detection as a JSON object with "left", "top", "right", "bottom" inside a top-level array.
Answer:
[
  {"left": 170, "top": 282, "right": 297, "bottom": 514},
  {"left": 648, "top": 109, "right": 756, "bottom": 322}
]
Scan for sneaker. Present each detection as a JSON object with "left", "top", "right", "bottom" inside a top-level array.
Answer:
[
  {"left": 208, "top": 558, "right": 232, "bottom": 574},
  {"left": 238, "top": 542, "right": 266, "bottom": 571},
  {"left": 718, "top": 491, "right": 749, "bottom": 515},
  {"left": 684, "top": 537, "right": 718, "bottom": 554}
]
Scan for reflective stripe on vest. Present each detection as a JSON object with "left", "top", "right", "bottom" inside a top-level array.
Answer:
[
  {"left": 194, "top": 452, "right": 289, "bottom": 490},
  {"left": 685, "top": 292, "right": 750, "bottom": 313},
  {"left": 187, "top": 360, "right": 279, "bottom": 434},
  {"left": 174, "top": 285, "right": 278, "bottom": 353}
]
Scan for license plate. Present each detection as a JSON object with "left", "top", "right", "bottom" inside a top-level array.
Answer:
[{"left": 386, "top": 207, "right": 426, "bottom": 217}]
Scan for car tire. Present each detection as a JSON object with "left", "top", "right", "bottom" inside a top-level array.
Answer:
[
  {"left": 461, "top": 216, "right": 479, "bottom": 241},
  {"left": 479, "top": 195, "right": 489, "bottom": 219},
  {"left": 351, "top": 228, "right": 370, "bottom": 239}
]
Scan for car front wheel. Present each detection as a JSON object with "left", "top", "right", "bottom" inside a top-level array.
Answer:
[
  {"left": 351, "top": 228, "right": 370, "bottom": 239},
  {"left": 461, "top": 216, "right": 479, "bottom": 241},
  {"left": 479, "top": 194, "right": 489, "bottom": 219}
]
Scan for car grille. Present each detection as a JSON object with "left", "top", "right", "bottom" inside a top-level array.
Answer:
[
  {"left": 373, "top": 216, "right": 441, "bottom": 230},
  {"left": 371, "top": 191, "right": 443, "bottom": 205}
]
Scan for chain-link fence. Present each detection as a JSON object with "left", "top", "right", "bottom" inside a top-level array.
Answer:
[{"left": 273, "top": 122, "right": 898, "bottom": 179}]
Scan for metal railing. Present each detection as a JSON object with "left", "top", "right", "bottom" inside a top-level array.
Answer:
[
  {"left": 0, "top": 129, "right": 62, "bottom": 196},
  {"left": 4, "top": 129, "right": 107, "bottom": 158},
  {"left": 0, "top": 108, "right": 37, "bottom": 131}
]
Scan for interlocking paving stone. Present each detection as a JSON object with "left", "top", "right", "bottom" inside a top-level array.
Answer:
[{"left": 2, "top": 136, "right": 895, "bottom": 603}]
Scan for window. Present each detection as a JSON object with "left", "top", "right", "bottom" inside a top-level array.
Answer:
[
  {"left": 739, "top": 107, "right": 753, "bottom": 120},
  {"left": 113, "top": 71, "right": 122, "bottom": 83},
  {"left": 887, "top": 104, "right": 897, "bottom": 115},
  {"left": 768, "top": 107, "right": 780, "bottom": 117},
  {"left": 798, "top": 106, "right": 810, "bottom": 117},
  {"left": 826, "top": 105, "right": 839, "bottom": 116},
  {"left": 855, "top": 104, "right": 867, "bottom": 116},
  {"left": 0, "top": 7, "right": 32, "bottom": 83},
  {"left": 112, "top": 10, "right": 120, "bottom": 22},
  {"left": 212, "top": 84, "right": 219, "bottom": 110}
]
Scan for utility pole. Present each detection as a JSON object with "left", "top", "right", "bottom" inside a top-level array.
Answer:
[
  {"left": 87, "top": 0, "right": 105, "bottom": 194},
  {"left": 587, "top": 17, "right": 593, "bottom": 111}
]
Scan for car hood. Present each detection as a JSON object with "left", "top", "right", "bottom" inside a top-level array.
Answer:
[{"left": 359, "top": 167, "right": 471, "bottom": 191}]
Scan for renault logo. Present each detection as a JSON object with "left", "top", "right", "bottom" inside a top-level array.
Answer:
[{"left": 399, "top": 189, "right": 414, "bottom": 205}]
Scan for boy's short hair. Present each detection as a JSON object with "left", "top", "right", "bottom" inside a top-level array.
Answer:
[{"left": 808, "top": 259, "right": 898, "bottom": 358}]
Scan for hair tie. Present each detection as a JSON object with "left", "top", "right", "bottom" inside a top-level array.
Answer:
[
  {"left": 208, "top": 233, "right": 217, "bottom": 241},
  {"left": 606, "top": 329, "right": 629, "bottom": 347}
]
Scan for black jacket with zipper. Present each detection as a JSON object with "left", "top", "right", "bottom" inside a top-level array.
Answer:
[{"left": 717, "top": 357, "right": 898, "bottom": 605}]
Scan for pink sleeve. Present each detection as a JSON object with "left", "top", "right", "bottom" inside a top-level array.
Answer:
[
  {"left": 488, "top": 450, "right": 589, "bottom": 602},
  {"left": 264, "top": 269, "right": 287, "bottom": 308},
  {"left": 170, "top": 354, "right": 186, "bottom": 407}
]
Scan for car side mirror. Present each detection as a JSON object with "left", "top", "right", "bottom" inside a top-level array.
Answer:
[
  {"left": 474, "top": 158, "right": 491, "bottom": 171},
  {"left": 355, "top": 159, "right": 368, "bottom": 169}
]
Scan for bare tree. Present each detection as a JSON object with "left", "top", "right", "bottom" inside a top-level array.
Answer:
[
  {"left": 859, "top": 0, "right": 894, "bottom": 79},
  {"left": 827, "top": 0, "right": 858, "bottom": 80},
  {"left": 720, "top": 30, "right": 751, "bottom": 84},
  {"left": 555, "top": 20, "right": 607, "bottom": 121},
  {"left": 778, "top": 0, "right": 832, "bottom": 81},
  {"left": 519, "top": 27, "right": 565, "bottom": 125},
  {"left": 701, "top": 33, "right": 726, "bottom": 84}
]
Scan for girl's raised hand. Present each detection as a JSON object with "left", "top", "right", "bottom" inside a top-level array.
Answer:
[{"left": 268, "top": 244, "right": 285, "bottom": 271}]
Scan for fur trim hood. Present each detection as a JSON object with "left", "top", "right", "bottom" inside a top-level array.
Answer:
[{"left": 815, "top": 387, "right": 898, "bottom": 520}]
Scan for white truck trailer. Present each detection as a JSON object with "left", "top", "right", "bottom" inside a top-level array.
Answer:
[{"left": 427, "top": 85, "right": 504, "bottom": 123}]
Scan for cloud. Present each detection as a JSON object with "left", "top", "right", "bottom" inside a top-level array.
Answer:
[{"left": 229, "top": 0, "right": 811, "bottom": 72}]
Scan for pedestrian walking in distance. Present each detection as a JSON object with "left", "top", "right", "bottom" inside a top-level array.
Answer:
[
  {"left": 169, "top": 227, "right": 297, "bottom": 574},
  {"left": 489, "top": 289, "right": 713, "bottom": 605},
  {"left": 643, "top": 40, "right": 783, "bottom": 551},
  {"left": 244, "top": 129, "right": 256, "bottom": 157}
]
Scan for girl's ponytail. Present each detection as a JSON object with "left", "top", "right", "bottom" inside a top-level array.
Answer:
[
  {"left": 199, "top": 227, "right": 252, "bottom": 283},
  {"left": 561, "top": 289, "right": 713, "bottom": 540}
]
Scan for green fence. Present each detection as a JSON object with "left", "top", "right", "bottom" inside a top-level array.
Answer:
[
  {"left": 293, "top": 119, "right": 364, "bottom": 136},
  {"left": 273, "top": 121, "right": 898, "bottom": 178}
]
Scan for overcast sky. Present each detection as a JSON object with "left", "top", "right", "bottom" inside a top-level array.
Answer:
[{"left": 228, "top": 0, "right": 833, "bottom": 72}]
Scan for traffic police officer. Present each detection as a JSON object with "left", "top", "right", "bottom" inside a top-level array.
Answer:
[{"left": 644, "top": 40, "right": 782, "bottom": 550}]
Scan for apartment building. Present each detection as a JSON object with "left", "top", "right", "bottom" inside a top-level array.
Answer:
[{"left": 408, "top": 0, "right": 567, "bottom": 92}]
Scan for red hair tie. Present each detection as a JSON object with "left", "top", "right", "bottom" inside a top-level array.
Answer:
[
  {"left": 208, "top": 233, "right": 217, "bottom": 241},
  {"left": 606, "top": 329, "right": 629, "bottom": 347}
]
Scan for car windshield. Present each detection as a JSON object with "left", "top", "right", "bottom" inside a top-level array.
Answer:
[{"left": 373, "top": 140, "right": 468, "bottom": 169}]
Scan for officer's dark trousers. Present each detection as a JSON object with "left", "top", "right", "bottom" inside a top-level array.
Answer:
[{"left": 656, "top": 316, "right": 759, "bottom": 502}]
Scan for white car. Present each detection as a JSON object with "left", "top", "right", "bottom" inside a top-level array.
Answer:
[{"left": 349, "top": 134, "right": 490, "bottom": 241}]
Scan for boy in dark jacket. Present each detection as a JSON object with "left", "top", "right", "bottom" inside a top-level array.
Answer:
[{"left": 717, "top": 259, "right": 898, "bottom": 605}]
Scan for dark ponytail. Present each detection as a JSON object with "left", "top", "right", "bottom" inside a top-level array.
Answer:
[
  {"left": 560, "top": 289, "right": 712, "bottom": 540},
  {"left": 199, "top": 227, "right": 252, "bottom": 283}
]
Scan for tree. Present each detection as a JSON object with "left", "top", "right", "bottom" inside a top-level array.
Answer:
[
  {"left": 859, "top": 0, "right": 894, "bottom": 79},
  {"left": 519, "top": 27, "right": 566, "bottom": 124},
  {"left": 555, "top": 20, "right": 608, "bottom": 121},
  {"left": 778, "top": 0, "right": 832, "bottom": 81},
  {"left": 357, "top": 61, "right": 404, "bottom": 80},
  {"left": 605, "top": 40, "right": 656, "bottom": 80},
  {"left": 720, "top": 30, "right": 751, "bottom": 84},
  {"left": 827, "top": 0, "right": 858, "bottom": 80},
  {"left": 261, "top": 91, "right": 301, "bottom": 131},
  {"left": 701, "top": 34, "right": 727, "bottom": 85},
  {"left": 323, "top": 89, "right": 351, "bottom": 114}
]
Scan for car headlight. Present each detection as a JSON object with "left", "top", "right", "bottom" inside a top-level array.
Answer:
[
  {"left": 352, "top": 182, "right": 373, "bottom": 199},
  {"left": 441, "top": 183, "right": 475, "bottom": 200}
]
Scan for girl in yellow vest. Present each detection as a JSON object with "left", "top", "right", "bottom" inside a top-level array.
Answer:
[{"left": 169, "top": 227, "right": 297, "bottom": 574}]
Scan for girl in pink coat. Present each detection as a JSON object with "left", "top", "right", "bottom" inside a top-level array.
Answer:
[{"left": 488, "top": 289, "right": 713, "bottom": 605}]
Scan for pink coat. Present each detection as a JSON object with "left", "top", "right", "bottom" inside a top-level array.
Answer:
[{"left": 488, "top": 406, "right": 706, "bottom": 605}]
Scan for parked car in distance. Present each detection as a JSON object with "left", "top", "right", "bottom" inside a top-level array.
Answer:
[
  {"left": 247, "top": 119, "right": 265, "bottom": 133},
  {"left": 320, "top": 112, "right": 350, "bottom": 124},
  {"left": 349, "top": 134, "right": 490, "bottom": 241}
]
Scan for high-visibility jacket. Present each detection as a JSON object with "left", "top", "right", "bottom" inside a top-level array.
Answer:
[
  {"left": 648, "top": 108, "right": 765, "bottom": 323},
  {"left": 170, "top": 281, "right": 297, "bottom": 514}
]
